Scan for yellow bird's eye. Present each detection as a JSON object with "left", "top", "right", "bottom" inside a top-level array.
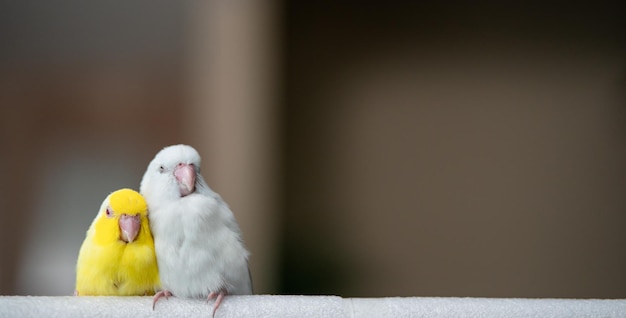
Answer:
[{"left": 105, "top": 207, "right": 114, "bottom": 218}]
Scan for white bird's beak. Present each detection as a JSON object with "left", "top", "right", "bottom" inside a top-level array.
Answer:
[
  {"left": 119, "top": 214, "right": 141, "bottom": 243},
  {"left": 174, "top": 163, "right": 196, "bottom": 197}
]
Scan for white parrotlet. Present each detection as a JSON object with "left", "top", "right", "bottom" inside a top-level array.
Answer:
[{"left": 140, "top": 144, "right": 252, "bottom": 316}]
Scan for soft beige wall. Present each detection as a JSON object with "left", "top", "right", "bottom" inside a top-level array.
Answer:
[{"left": 183, "top": 0, "right": 281, "bottom": 294}]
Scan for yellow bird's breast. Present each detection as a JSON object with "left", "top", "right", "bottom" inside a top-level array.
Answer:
[{"left": 76, "top": 239, "right": 159, "bottom": 296}]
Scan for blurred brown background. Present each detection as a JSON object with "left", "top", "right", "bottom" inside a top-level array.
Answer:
[{"left": 1, "top": 1, "right": 625, "bottom": 298}]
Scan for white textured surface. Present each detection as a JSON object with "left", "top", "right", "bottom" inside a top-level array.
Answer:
[{"left": 1, "top": 296, "right": 625, "bottom": 318}]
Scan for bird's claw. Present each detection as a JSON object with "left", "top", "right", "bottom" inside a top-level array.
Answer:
[
  {"left": 152, "top": 290, "right": 173, "bottom": 310},
  {"left": 206, "top": 290, "right": 227, "bottom": 318}
]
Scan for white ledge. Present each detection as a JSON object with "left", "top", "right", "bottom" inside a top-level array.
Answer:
[{"left": 1, "top": 295, "right": 625, "bottom": 318}]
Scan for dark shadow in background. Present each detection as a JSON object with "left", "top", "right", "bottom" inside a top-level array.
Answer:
[{"left": 279, "top": 1, "right": 626, "bottom": 297}]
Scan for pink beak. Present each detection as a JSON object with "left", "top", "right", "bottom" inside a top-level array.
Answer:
[
  {"left": 119, "top": 214, "right": 141, "bottom": 243},
  {"left": 174, "top": 163, "right": 196, "bottom": 197}
]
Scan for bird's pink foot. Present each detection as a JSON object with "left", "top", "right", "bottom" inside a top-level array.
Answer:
[
  {"left": 152, "top": 290, "right": 173, "bottom": 310},
  {"left": 206, "top": 290, "right": 227, "bottom": 318}
]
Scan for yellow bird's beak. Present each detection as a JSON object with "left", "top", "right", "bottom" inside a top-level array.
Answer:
[{"left": 119, "top": 214, "right": 141, "bottom": 243}]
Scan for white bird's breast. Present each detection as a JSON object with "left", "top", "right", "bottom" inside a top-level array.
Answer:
[{"left": 148, "top": 194, "right": 251, "bottom": 298}]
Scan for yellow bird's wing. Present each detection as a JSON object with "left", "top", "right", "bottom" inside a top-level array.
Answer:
[{"left": 76, "top": 233, "right": 124, "bottom": 295}]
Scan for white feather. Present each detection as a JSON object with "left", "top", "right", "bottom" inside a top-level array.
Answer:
[{"left": 140, "top": 144, "right": 252, "bottom": 298}]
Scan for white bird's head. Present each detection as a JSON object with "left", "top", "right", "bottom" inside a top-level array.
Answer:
[{"left": 140, "top": 144, "right": 206, "bottom": 207}]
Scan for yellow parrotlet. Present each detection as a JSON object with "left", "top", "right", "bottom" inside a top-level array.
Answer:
[{"left": 75, "top": 188, "right": 160, "bottom": 296}]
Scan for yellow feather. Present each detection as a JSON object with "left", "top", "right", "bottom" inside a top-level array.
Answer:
[{"left": 75, "top": 189, "right": 160, "bottom": 296}]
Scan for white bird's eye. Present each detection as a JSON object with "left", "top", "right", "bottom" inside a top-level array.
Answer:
[
  {"left": 105, "top": 207, "right": 114, "bottom": 218},
  {"left": 158, "top": 165, "right": 165, "bottom": 173}
]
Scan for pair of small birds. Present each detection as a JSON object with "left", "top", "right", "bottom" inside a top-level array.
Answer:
[{"left": 75, "top": 144, "right": 252, "bottom": 316}]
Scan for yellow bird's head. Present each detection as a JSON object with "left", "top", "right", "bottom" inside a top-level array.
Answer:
[{"left": 92, "top": 188, "right": 151, "bottom": 245}]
